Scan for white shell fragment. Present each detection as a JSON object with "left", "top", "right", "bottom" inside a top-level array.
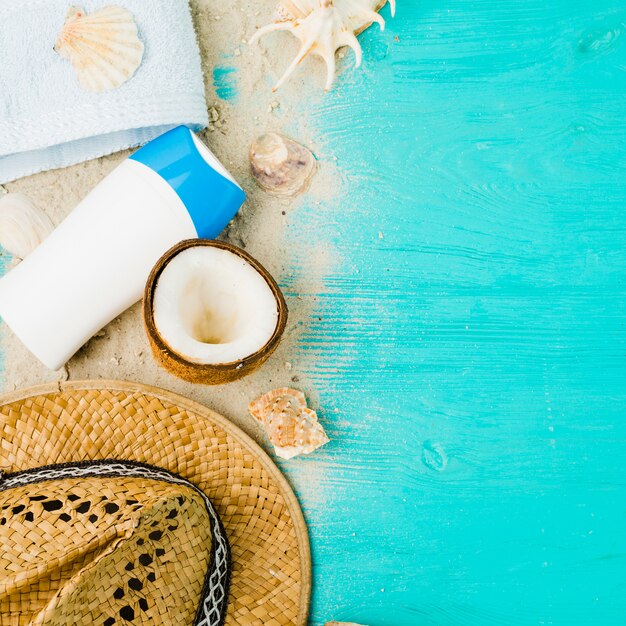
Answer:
[
  {"left": 249, "top": 388, "right": 330, "bottom": 460},
  {"left": 0, "top": 194, "right": 54, "bottom": 260},
  {"left": 54, "top": 5, "right": 144, "bottom": 93},
  {"left": 250, "top": 133, "right": 317, "bottom": 196},
  {"left": 250, "top": 0, "right": 396, "bottom": 91},
  {"left": 325, "top": 623, "right": 368, "bottom": 626}
]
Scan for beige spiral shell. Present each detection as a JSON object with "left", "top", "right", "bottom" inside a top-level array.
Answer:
[{"left": 249, "top": 388, "right": 330, "bottom": 459}]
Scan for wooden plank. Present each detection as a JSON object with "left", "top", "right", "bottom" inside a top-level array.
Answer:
[
  {"left": 1, "top": 1, "right": 625, "bottom": 624},
  {"left": 280, "top": 1, "right": 626, "bottom": 624}
]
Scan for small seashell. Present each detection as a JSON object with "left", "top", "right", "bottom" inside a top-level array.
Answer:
[
  {"left": 54, "top": 5, "right": 144, "bottom": 93},
  {"left": 250, "top": 0, "right": 396, "bottom": 91},
  {"left": 250, "top": 133, "right": 317, "bottom": 196},
  {"left": 249, "top": 387, "right": 329, "bottom": 459},
  {"left": 325, "top": 623, "right": 368, "bottom": 626},
  {"left": 0, "top": 194, "right": 54, "bottom": 259}
]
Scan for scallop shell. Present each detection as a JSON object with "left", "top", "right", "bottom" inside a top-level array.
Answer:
[
  {"left": 0, "top": 194, "right": 54, "bottom": 260},
  {"left": 250, "top": 0, "right": 396, "bottom": 91},
  {"left": 54, "top": 5, "right": 144, "bottom": 93},
  {"left": 249, "top": 133, "right": 317, "bottom": 196},
  {"left": 249, "top": 388, "right": 330, "bottom": 460}
]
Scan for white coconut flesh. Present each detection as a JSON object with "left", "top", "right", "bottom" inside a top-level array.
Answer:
[{"left": 152, "top": 247, "right": 279, "bottom": 365}]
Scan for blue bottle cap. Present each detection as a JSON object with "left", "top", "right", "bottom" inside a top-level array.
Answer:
[{"left": 130, "top": 126, "right": 246, "bottom": 239}]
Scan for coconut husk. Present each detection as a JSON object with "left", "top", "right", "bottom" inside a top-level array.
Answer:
[{"left": 143, "top": 239, "right": 288, "bottom": 385}]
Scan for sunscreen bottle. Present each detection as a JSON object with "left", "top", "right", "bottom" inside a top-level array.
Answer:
[{"left": 0, "top": 126, "right": 246, "bottom": 370}]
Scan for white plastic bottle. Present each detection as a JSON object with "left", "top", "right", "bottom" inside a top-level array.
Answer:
[{"left": 0, "top": 126, "right": 246, "bottom": 370}]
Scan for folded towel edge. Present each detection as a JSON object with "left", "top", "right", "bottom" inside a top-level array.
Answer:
[
  {"left": 0, "top": 121, "right": 208, "bottom": 186},
  {"left": 0, "top": 93, "right": 209, "bottom": 156}
]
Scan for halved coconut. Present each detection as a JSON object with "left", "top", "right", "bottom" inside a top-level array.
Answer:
[{"left": 144, "top": 240, "right": 287, "bottom": 385}]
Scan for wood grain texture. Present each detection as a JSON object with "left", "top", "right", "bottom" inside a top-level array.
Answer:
[
  {"left": 277, "top": 1, "right": 626, "bottom": 624},
  {"left": 2, "top": 1, "right": 626, "bottom": 625}
]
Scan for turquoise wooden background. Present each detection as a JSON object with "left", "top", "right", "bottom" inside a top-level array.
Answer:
[
  {"left": 277, "top": 1, "right": 626, "bottom": 624},
  {"left": 1, "top": 1, "right": 625, "bottom": 625}
]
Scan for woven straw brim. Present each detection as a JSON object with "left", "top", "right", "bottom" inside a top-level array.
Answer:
[{"left": 0, "top": 381, "right": 310, "bottom": 626}]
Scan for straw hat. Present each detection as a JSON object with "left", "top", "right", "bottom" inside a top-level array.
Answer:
[{"left": 0, "top": 381, "right": 310, "bottom": 626}]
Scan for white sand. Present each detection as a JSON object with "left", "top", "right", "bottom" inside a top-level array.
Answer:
[{"left": 0, "top": 0, "right": 341, "bottom": 444}]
